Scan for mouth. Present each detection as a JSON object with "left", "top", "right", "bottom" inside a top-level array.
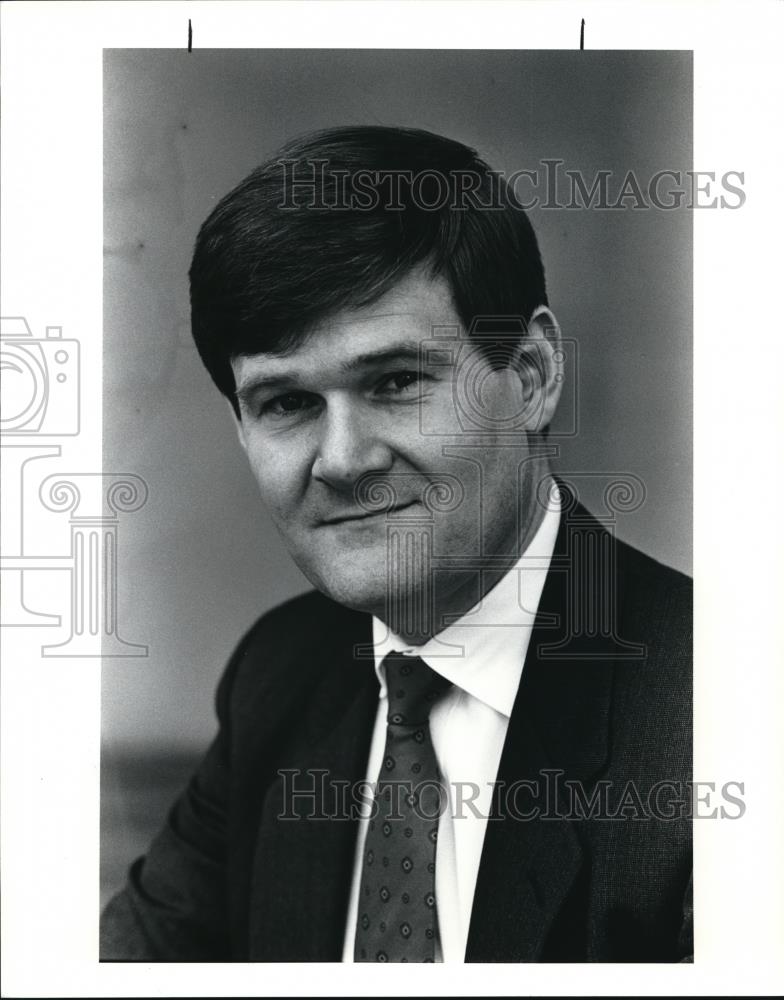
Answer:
[{"left": 320, "top": 501, "right": 419, "bottom": 526}]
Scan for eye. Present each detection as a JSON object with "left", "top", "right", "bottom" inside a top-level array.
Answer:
[
  {"left": 378, "top": 371, "right": 423, "bottom": 395},
  {"left": 262, "top": 392, "right": 317, "bottom": 418}
]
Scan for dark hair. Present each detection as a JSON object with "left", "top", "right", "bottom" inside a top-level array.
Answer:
[{"left": 189, "top": 125, "right": 548, "bottom": 414}]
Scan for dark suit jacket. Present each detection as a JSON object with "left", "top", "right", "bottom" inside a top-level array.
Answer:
[{"left": 101, "top": 498, "right": 692, "bottom": 962}]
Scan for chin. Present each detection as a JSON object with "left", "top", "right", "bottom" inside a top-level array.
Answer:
[{"left": 295, "top": 554, "right": 390, "bottom": 617}]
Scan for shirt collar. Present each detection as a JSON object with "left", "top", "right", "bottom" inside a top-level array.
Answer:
[{"left": 372, "top": 484, "right": 561, "bottom": 719}]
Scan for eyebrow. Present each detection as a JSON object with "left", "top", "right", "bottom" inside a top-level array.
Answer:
[{"left": 234, "top": 341, "right": 426, "bottom": 406}]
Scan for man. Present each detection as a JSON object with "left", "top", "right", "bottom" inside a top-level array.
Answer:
[{"left": 101, "top": 126, "right": 692, "bottom": 962}]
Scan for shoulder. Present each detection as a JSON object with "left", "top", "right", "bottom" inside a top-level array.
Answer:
[
  {"left": 614, "top": 534, "right": 692, "bottom": 645},
  {"left": 562, "top": 497, "right": 692, "bottom": 696},
  {"left": 214, "top": 589, "right": 370, "bottom": 725},
  {"left": 559, "top": 487, "right": 691, "bottom": 614},
  {"left": 562, "top": 495, "right": 692, "bottom": 647},
  {"left": 608, "top": 535, "right": 692, "bottom": 744},
  {"left": 241, "top": 588, "right": 361, "bottom": 651}
]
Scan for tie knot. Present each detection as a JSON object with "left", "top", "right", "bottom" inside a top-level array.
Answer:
[{"left": 382, "top": 653, "right": 452, "bottom": 726}]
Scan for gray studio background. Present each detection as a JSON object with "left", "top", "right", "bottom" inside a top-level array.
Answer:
[{"left": 102, "top": 49, "right": 692, "bottom": 902}]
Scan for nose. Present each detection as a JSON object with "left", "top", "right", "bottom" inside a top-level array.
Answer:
[{"left": 311, "top": 398, "right": 393, "bottom": 491}]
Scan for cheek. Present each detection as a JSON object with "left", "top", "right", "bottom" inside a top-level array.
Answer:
[{"left": 245, "top": 441, "right": 308, "bottom": 520}]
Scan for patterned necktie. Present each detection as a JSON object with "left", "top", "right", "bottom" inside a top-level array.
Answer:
[{"left": 354, "top": 652, "right": 452, "bottom": 963}]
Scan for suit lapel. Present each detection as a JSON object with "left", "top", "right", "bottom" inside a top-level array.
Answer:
[
  {"left": 248, "top": 620, "right": 379, "bottom": 961},
  {"left": 466, "top": 498, "right": 617, "bottom": 962},
  {"left": 246, "top": 495, "right": 623, "bottom": 961}
]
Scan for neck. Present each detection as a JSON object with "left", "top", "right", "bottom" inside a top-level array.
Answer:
[{"left": 383, "top": 460, "right": 555, "bottom": 647}]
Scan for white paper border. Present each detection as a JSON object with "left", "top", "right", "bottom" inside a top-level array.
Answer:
[{"left": 2, "top": 1, "right": 783, "bottom": 995}]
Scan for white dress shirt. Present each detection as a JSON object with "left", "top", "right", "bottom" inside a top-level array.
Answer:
[{"left": 342, "top": 490, "right": 561, "bottom": 962}]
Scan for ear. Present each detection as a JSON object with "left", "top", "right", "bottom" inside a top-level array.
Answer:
[
  {"left": 515, "top": 305, "right": 564, "bottom": 433},
  {"left": 229, "top": 399, "right": 248, "bottom": 454}
]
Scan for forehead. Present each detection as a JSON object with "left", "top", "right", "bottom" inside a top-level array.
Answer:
[{"left": 232, "top": 269, "right": 460, "bottom": 386}]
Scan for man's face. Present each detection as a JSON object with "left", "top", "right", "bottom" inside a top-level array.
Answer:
[{"left": 232, "top": 268, "right": 549, "bottom": 624}]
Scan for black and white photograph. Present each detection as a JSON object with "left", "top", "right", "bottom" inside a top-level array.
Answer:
[
  {"left": 2, "top": 2, "right": 783, "bottom": 996},
  {"left": 100, "top": 48, "right": 695, "bottom": 964}
]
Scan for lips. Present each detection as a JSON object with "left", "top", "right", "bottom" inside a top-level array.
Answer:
[{"left": 321, "top": 501, "right": 418, "bottom": 525}]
